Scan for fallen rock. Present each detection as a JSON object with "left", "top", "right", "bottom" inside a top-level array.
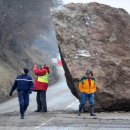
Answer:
[{"left": 52, "top": 2, "right": 130, "bottom": 111}]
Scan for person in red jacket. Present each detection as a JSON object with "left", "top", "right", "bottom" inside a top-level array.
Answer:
[{"left": 33, "top": 65, "right": 49, "bottom": 112}]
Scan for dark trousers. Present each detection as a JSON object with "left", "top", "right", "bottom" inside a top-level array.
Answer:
[
  {"left": 36, "top": 91, "right": 47, "bottom": 111},
  {"left": 18, "top": 91, "right": 29, "bottom": 116}
]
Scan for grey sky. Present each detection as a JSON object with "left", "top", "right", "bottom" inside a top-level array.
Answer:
[{"left": 63, "top": 0, "right": 130, "bottom": 14}]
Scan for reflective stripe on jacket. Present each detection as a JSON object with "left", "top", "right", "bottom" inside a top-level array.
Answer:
[
  {"left": 79, "top": 78, "right": 96, "bottom": 94},
  {"left": 10, "top": 75, "right": 34, "bottom": 93},
  {"left": 37, "top": 72, "right": 49, "bottom": 83}
]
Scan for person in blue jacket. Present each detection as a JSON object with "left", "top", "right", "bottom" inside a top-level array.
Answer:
[{"left": 9, "top": 68, "right": 34, "bottom": 119}]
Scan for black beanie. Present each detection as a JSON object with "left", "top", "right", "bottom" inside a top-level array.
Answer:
[{"left": 23, "top": 68, "right": 29, "bottom": 75}]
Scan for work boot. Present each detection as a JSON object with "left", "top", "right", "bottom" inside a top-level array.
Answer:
[
  {"left": 34, "top": 109, "right": 42, "bottom": 112},
  {"left": 34, "top": 107, "right": 42, "bottom": 112},
  {"left": 21, "top": 114, "right": 24, "bottom": 119},
  {"left": 90, "top": 113, "right": 96, "bottom": 116},
  {"left": 78, "top": 104, "right": 83, "bottom": 116},
  {"left": 40, "top": 108, "right": 47, "bottom": 112},
  {"left": 40, "top": 109, "right": 47, "bottom": 112},
  {"left": 90, "top": 105, "right": 96, "bottom": 116},
  {"left": 77, "top": 111, "right": 81, "bottom": 116}
]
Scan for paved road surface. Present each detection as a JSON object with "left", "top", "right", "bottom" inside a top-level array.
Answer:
[{"left": 0, "top": 67, "right": 130, "bottom": 130}]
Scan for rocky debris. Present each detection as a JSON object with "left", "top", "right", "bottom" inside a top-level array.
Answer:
[{"left": 52, "top": 2, "right": 130, "bottom": 111}]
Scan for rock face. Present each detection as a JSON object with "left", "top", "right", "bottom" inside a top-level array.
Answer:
[
  {"left": 52, "top": 2, "right": 130, "bottom": 111},
  {"left": 0, "top": 0, "right": 58, "bottom": 102}
]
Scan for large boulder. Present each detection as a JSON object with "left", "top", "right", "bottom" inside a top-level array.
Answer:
[{"left": 52, "top": 2, "right": 130, "bottom": 111}]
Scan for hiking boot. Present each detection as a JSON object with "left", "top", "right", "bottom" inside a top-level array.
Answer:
[
  {"left": 34, "top": 109, "right": 42, "bottom": 112},
  {"left": 77, "top": 112, "right": 81, "bottom": 116},
  {"left": 90, "top": 113, "right": 96, "bottom": 116},
  {"left": 21, "top": 116, "right": 24, "bottom": 119},
  {"left": 90, "top": 105, "right": 96, "bottom": 116},
  {"left": 40, "top": 109, "right": 47, "bottom": 112},
  {"left": 21, "top": 115, "right": 24, "bottom": 119},
  {"left": 40, "top": 107, "right": 47, "bottom": 112}
]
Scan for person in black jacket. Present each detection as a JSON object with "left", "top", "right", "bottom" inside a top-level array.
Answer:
[{"left": 9, "top": 68, "right": 34, "bottom": 119}]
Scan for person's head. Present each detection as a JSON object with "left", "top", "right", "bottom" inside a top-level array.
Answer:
[
  {"left": 34, "top": 65, "right": 38, "bottom": 68},
  {"left": 21, "top": 68, "right": 29, "bottom": 75},
  {"left": 37, "top": 64, "right": 42, "bottom": 70},
  {"left": 42, "top": 64, "right": 50, "bottom": 73},
  {"left": 86, "top": 69, "right": 93, "bottom": 78},
  {"left": 43, "top": 64, "right": 47, "bottom": 67},
  {"left": 42, "top": 64, "right": 47, "bottom": 69}
]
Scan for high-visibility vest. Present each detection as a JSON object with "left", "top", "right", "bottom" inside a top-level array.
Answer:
[{"left": 37, "top": 72, "right": 49, "bottom": 83}]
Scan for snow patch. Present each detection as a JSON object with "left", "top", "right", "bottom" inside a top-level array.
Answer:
[{"left": 75, "top": 49, "right": 91, "bottom": 58}]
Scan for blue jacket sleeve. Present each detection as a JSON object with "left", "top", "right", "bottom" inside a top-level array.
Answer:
[{"left": 10, "top": 78, "right": 17, "bottom": 94}]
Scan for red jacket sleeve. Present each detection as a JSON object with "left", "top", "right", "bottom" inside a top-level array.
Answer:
[
  {"left": 44, "top": 67, "right": 50, "bottom": 74},
  {"left": 33, "top": 67, "right": 47, "bottom": 76}
]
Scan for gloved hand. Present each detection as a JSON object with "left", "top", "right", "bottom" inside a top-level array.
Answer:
[{"left": 9, "top": 92, "right": 12, "bottom": 96}]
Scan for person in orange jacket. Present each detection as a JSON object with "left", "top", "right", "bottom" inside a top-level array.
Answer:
[
  {"left": 78, "top": 69, "right": 96, "bottom": 116},
  {"left": 33, "top": 65, "right": 49, "bottom": 112}
]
